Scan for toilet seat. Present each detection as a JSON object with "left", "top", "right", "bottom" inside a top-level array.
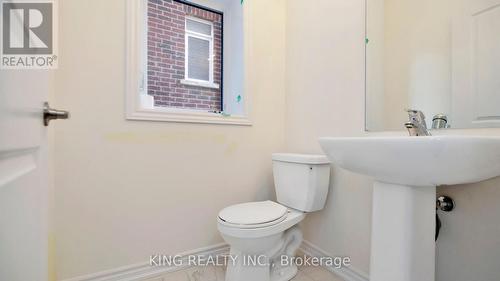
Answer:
[
  {"left": 217, "top": 207, "right": 305, "bottom": 239},
  {"left": 218, "top": 201, "right": 288, "bottom": 229}
]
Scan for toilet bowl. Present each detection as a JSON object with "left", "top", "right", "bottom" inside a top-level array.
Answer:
[{"left": 217, "top": 154, "right": 330, "bottom": 281}]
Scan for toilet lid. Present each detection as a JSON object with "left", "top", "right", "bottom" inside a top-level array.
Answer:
[{"left": 218, "top": 201, "right": 288, "bottom": 226}]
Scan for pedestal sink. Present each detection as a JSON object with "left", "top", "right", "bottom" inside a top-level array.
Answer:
[{"left": 319, "top": 136, "right": 500, "bottom": 281}]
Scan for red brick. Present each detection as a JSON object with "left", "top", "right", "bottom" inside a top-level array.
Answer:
[{"left": 147, "top": 0, "right": 223, "bottom": 111}]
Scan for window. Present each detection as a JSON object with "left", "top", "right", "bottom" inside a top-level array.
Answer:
[
  {"left": 147, "top": 0, "right": 223, "bottom": 112},
  {"left": 183, "top": 17, "right": 216, "bottom": 84},
  {"left": 126, "top": 0, "right": 247, "bottom": 125}
]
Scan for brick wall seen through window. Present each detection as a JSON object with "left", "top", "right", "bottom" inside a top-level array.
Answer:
[{"left": 147, "top": 0, "right": 223, "bottom": 111}]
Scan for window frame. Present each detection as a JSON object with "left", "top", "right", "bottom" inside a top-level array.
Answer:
[
  {"left": 125, "top": 0, "right": 250, "bottom": 126},
  {"left": 184, "top": 16, "right": 215, "bottom": 84}
]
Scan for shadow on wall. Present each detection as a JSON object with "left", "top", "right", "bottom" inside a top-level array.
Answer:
[{"left": 437, "top": 176, "right": 500, "bottom": 281}]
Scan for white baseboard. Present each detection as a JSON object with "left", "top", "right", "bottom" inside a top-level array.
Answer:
[
  {"left": 61, "top": 240, "right": 368, "bottom": 281},
  {"left": 299, "top": 240, "right": 369, "bottom": 281},
  {"left": 61, "top": 243, "right": 230, "bottom": 281}
]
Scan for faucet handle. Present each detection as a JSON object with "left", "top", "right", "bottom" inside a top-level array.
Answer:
[
  {"left": 404, "top": 109, "right": 431, "bottom": 136},
  {"left": 405, "top": 108, "right": 422, "bottom": 114},
  {"left": 405, "top": 108, "right": 426, "bottom": 120}
]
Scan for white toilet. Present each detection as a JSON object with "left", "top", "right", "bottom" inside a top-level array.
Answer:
[{"left": 217, "top": 153, "right": 330, "bottom": 281}]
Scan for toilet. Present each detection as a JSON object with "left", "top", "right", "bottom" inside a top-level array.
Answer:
[{"left": 217, "top": 153, "right": 331, "bottom": 281}]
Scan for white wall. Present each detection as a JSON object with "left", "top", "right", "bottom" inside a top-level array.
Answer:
[
  {"left": 286, "top": 1, "right": 500, "bottom": 280},
  {"left": 285, "top": 0, "right": 373, "bottom": 275},
  {"left": 54, "top": 0, "right": 500, "bottom": 280},
  {"left": 434, "top": 128, "right": 500, "bottom": 281},
  {"left": 54, "top": 0, "right": 286, "bottom": 279},
  {"left": 436, "top": 174, "right": 500, "bottom": 281}
]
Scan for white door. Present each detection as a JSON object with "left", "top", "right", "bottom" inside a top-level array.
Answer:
[
  {"left": 452, "top": 0, "right": 500, "bottom": 128},
  {"left": 0, "top": 69, "right": 52, "bottom": 280}
]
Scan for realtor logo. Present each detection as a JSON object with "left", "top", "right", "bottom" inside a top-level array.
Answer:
[{"left": 1, "top": 0, "right": 57, "bottom": 69}]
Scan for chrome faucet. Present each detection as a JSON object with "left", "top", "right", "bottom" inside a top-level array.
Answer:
[
  {"left": 405, "top": 109, "right": 431, "bottom": 136},
  {"left": 432, "top": 114, "right": 449, "bottom": 129}
]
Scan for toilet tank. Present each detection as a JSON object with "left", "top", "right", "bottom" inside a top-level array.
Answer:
[{"left": 272, "top": 153, "right": 330, "bottom": 212}]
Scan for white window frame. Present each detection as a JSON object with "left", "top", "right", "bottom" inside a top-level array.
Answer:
[
  {"left": 125, "top": 0, "right": 250, "bottom": 125},
  {"left": 181, "top": 16, "right": 219, "bottom": 89}
]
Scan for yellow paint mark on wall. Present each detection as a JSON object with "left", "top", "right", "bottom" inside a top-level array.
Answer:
[
  {"left": 103, "top": 131, "right": 228, "bottom": 145},
  {"left": 224, "top": 141, "right": 239, "bottom": 155}
]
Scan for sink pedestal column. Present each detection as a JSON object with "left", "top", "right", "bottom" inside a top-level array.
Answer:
[{"left": 370, "top": 181, "right": 436, "bottom": 281}]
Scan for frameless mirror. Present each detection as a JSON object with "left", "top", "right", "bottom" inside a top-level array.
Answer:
[{"left": 365, "top": 0, "right": 500, "bottom": 131}]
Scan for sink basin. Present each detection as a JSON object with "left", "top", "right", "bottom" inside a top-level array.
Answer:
[
  {"left": 319, "top": 135, "right": 500, "bottom": 186},
  {"left": 319, "top": 135, "right": 500, "bottom": 281}
]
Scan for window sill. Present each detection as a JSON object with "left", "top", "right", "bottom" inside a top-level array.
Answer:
[
  {"left": 180, "top": 79, "right": 220, "bottom": 89},
  {"left": 126, "top": 107, "right": 252, "bottom": 126}
]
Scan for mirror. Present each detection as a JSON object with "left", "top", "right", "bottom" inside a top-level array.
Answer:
[{"left": 365, "top": 0, "right": 500, "bottom": 131}]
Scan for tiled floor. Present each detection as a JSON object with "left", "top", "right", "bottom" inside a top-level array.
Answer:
[{"left": 145, "top": 263, "right": 343, "bottom": 281}]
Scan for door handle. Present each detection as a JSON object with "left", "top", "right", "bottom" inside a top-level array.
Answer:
[{"left": 43, "top": 102, "right": 70, "bottom": 126}]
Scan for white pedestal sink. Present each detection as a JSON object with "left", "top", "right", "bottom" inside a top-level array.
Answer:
[{"left": 319, "top": 136, "right": 500, "bottom": 281}]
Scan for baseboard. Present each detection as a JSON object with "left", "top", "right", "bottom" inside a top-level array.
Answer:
[
  {"left": 299, "top": 240, "right": 370, "bottom": 281},
  {"left": 61, "top": 243, "right": 230, "bottom": 281},
  {"left": 61, "top": 240, "right": 369, "bottom": 281}
]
